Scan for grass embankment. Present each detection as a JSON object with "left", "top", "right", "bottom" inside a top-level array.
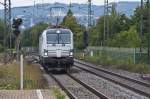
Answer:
[
  {"left": 75, "top": 52, "right": 150, "bottom": 74},
  {"left": 0, "top": 61, "right": 48, "bottom": 90}
]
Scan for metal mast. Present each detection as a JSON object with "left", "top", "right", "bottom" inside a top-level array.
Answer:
[
  {"left": 139, "top": 0, "right": 144, "bottom": 53},
  {"left": 140, "top": 0, "right": 144, "bottom": 37},
  {"left": 146, "top": 0, "right": 150, "bottom": 63},
  {"left": 33, "top": 0, "right": 36, "bottom": 24},
  {"left": 103, "top": 0, "right": 109, "bottom": 45},
  {"left": 4, "top": 0, "right": 11, "bottom": 62},
  {"left": 50, "top": 6, "right": 65, "bottom": 26},
  {"left": 88, "top": 0, "right": 92, "bottom": 28},
  {"left": 69, "top": 2, "right": 74, "bottom": 10}
]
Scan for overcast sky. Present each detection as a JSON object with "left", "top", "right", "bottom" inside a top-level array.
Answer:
[{"left": 0, "top": 0, "right": 140, "bottom": 9}]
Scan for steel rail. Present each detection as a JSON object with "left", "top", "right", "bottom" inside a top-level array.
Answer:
[
  {"left": 67, "top": 73, "right": 110, "bottom": 99},
  {"left": 74, "top": 59, "right": 150, "bottom": 97},
  {"left": 49, "top": 73, "right": 78, "bottom": 99},
  {"left": 75, "top": 59, "right": 150, "bottom": 87}
]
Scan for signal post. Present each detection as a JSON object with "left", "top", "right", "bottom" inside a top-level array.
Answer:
[{"left": 12, "top": 18, "right": 23, "bottom": 61}]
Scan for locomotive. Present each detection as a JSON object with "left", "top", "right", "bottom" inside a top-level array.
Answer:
[{"left": 39, "top": 27, "right": 74, "bottom": 71}]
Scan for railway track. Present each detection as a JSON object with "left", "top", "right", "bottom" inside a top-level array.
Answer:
[
  {"left": 74, "top": 59, "right": 150, "bottom": 98},
  {"left": 49, "top": 72, "right": 109, "bottom": 99}
]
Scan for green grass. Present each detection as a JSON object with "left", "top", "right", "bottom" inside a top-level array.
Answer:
[
  {"left": 0, "top": 61, "right": 49, "bottom": 90},
  {"left": 52, "top": 87, "right": 65, "bottom": 99}
]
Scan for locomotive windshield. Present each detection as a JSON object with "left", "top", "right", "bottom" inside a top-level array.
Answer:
[
  {"left": 47, "top": 30, "right": 71, "bottom": 44},
  {"left": 47, "top": 33, "right": 58, "bottom": 44},
  {"left": 59, "top": 34, "right": 70, "bottom": 44}
]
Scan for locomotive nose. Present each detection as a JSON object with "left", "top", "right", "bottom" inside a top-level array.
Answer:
[{"left": 56, "top": 49, "right": 62, "bottom": 58}]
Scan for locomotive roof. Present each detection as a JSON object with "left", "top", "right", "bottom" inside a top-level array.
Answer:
[{"left": 45, "top": 28, "right": 72, "bottom": 33}]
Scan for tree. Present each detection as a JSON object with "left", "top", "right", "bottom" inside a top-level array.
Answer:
[
  {"left": 0, "top": 19, "right": 4, "bottom": 45},
  {"left": 21, "top": 28, "right": 32, "bottom": 47},
  {"left": 108, "top": 26, "right": 141, "bottom": 47},
  {"left": 89, "top": 16, "right": 104, "bottom": 46},
  {"left": 132, "top": 2, "right": 150, "bottom": 46},
  {"left": 0, "top": 19, "right": 4, "bottom": 51},
  {"left": 21, "top": 22, "right": 49, "bottom": 47},
  {"left": 61, "top": 9, "right": 85, "bottom": 49},
  {"left": 89, "top": 7, "right": 131, "bottom": 46}
]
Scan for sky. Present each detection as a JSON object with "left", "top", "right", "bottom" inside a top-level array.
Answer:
[{"left": 0, "top": 0, "right": 140, "bottom": 9}]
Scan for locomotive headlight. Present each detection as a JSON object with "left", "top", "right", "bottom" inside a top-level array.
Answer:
[
  {"left": 44, "top": 49, "right": 48, "bottom": 56},
  {"left": 44, "top": 52, "right": 48, "bottom": 56},
  {"left": 69, "top": 49, "right": 74, "bottom": 56},
  {"left": 70, "top": 52, "right": 73, "bottom": 56}
]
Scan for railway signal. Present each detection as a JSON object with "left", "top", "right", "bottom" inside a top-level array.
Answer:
[
  {"left": 12, "top": 18, "right": 23, "bottom": 37},
  {"left": 12, "top": 18, "right": 23, "bottom": 61},
  {"left": 83, "top": 30, "right": 88, "bottom": 49}
]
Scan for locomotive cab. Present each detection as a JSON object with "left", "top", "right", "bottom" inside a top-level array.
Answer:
[{"left": 39, "top": 28, "right": 74, "bottom": 70}]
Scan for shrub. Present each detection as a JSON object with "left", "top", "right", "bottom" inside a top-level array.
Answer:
[{"left": 0, "top": 44, "right": 3, "bottom": 52}]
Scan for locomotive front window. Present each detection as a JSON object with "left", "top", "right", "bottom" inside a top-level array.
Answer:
[
  {"left": 47, "top": 33, "right": 58, "bottom": 44},
  {"left": 59, "top": 34, "right": 71, "bottom": 44},
  {"left": 47, "top": 30, "right": 71, "bottom": 44}
]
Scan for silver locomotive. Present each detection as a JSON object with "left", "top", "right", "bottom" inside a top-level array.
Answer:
[{"left": 39, "top": 28, "right": 74, "bottom": 70}]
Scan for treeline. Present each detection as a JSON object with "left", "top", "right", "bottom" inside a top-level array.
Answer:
[
  {"left": 0, "top": 3, "right": 148, "bottom": 50},
  {"left": 90, "top": 3, "right": 150, "bottom": 48},
  {"left": 21, "top": 3, "right": 150, "bottom": 49}
]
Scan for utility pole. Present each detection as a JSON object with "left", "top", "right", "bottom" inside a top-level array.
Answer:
[
  {"left": 140, "top": 0, "right": 144, "bottom": 53},
  {"left": 20, "top": 54, "right": 23, "bottom": 90},
  {"left": 88, "top": 0, "right": 92, "bottom": 29},
  {"left": 140, "top": 0, "right": 144, "bottom": 37},
  {"left": 86, "top": 0, "right": 92, "bottom": 49},
  {"left": 4, "top": 0, "right": 11, "bottom": 63},
  {"left": 33, "top": 0, "right": 36, "bottom": 24},
  {"left": 103, "top": 0, "right": 109, "bottom": 46},
  {"left": 146, "top": 0, "right": 150, "bottom": 63},
  {"left": 41, "top": 0, "right": 45, "bottom": 22},
  {"left": 68, "top": 2, "right": 74, "bottom": 10}
]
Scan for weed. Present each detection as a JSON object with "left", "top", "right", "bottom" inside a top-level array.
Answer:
[
  {"left": 52, "top": 87, "right": 65, "bottom": 99},
  {"left": 0, "top": 62, "right": 49, "bottom": 90}
]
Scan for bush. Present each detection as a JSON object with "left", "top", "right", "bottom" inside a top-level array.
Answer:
[
  {"left": 108, "top": 26, "right": 141, "bottom": 48},
  {"left": 0, "top": 44, "right": 3, "bottom": 52}
]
